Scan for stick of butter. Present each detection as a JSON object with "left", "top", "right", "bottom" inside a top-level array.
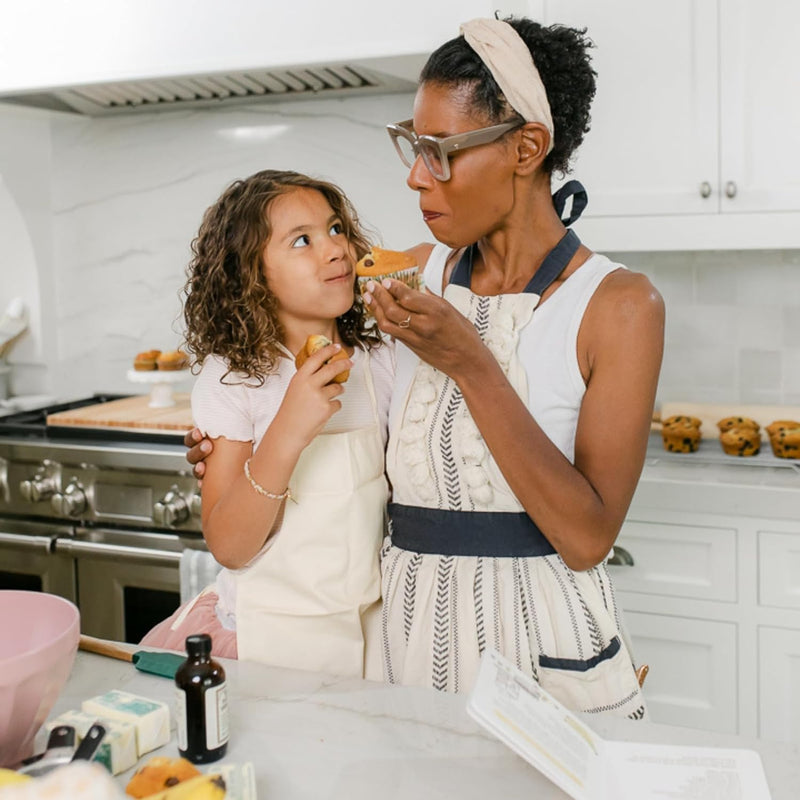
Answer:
[
  {"left": 82, "top": 690, "right": 170, "bottom": 756},
  {"left": 46, "top": 709, "right": 137, "bottom": 775}
]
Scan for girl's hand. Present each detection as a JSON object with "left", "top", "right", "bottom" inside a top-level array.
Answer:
[
  {"left": 272, "top": 343, "right": 352, "bottom": 452},
  {"left": 363, "top": 278, "right": 487, "bottom": 380}
]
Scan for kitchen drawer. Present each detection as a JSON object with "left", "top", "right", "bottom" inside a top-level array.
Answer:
[
  {"left": 610, "top": 519, "right": 737, "bottom": 602},
  {"left": 758, "top": 529, "right": 800, "bottom": 609},
  {"left": 625, "top": 611, "right": 738, "bottom": 734},
  {"left": 758, "top": 626, "right": 800, "bottom": 743}
]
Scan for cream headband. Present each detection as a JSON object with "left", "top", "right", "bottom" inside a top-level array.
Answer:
[{"left": 460, "top": 18, "right": 555, "bottom": 155}]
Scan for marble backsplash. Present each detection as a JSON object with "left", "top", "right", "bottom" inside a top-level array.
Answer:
[{"left": 1, "top": 96, "right": 799, "bottom": 406}]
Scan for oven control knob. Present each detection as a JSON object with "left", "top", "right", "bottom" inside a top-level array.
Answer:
[
  {"left": 154, "top": 489, "right": 189, "bottom": 527},
  {"left": 51, "top": 482, "right": 87, "bottom": 517},
  {"left": 190, "top": 493, "right": 202, "bottom": 517},
  {"left": 19, "top": 475, "right": 58, "bottom": 503}
]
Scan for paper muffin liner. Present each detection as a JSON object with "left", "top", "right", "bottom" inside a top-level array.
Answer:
[{"left": 357, "top": 266, "right": 424, "bottom": 293}]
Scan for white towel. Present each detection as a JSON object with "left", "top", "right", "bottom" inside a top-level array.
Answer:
[{"left": 179, "top": 548, "right": 223, "bottom": 603}]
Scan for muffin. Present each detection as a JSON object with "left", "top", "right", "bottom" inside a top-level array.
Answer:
[
  {"left": 769, "top": 425, "right": 800, "bottom": 459},
  {"left": 719, "top": 426, "right": 761, "bottom": 456},
  {"left": 133, "top": 349, "right": 161, "bottom": 371},
  {"left": 155, "top": 349, "right": 189, "bottom": 371},
  {"left": 125, "top": 756, "right": 200, "bottom": 798},
  {"left": 661, "top": 419, "right": 702, "bottom": 453},
  {"left": 662, "top": 414, "right": 702, "bottom": 430},
  {"left": 717, "top": 416, "right": 760, "bottom": 434},
  {"left": 356, "top": 247, "right": 422, "bottom": 294},
  {"left": 294, "top": 334, "right": 350, "bottom": 383}
]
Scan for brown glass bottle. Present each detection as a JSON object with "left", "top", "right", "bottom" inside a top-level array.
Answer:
[{"left": 175, "top": 634, "right": 229, "bottom": 763}]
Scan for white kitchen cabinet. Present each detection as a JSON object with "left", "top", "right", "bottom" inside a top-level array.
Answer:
[
  {"left": 758, "top": 627, "right": 800, "bottom": 744},
  {"left": 624, "top": 611, "right": 738, "bottom": 733},
  {"left": 544, "top": 0, "right": 800, "bottom": 250},
  {"left": 0, "top": 0, "right": 537, "bottom": 94},
  {"left": 610, "top": 492, "right": 800, "bottom": 743}
]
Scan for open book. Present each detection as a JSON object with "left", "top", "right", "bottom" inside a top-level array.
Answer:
[{"left": 467, "top": 649, "right": 772, "bottom": 800}]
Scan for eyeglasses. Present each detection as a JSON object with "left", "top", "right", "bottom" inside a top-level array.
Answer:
[{"left": 386, "top": 118, "right": 524, "bottom": 182}]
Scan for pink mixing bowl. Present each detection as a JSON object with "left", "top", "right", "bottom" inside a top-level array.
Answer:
[{"left": 0, "top": 591, "right": 80, "bottom": 767}]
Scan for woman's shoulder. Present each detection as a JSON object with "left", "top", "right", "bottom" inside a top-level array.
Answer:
[{"left": 585, "top": 254, "right": 665, "bottom": 327}]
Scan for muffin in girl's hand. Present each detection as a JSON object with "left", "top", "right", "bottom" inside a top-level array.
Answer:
[
  {"left": 295, "top": 335, "right": 349, "bottom": 383},
  {"left": 155, "top": 350, "right": 189, "bottom": 371},
  {"left": 356, "top": 247, "right": 423, "bottom": 296}
]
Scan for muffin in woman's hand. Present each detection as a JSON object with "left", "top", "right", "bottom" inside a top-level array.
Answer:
[
  {"left": 661, "top": 419, "right": 702, "bottom": 453},
  {"left": 719, "top": 426, "right": 761, "bottom": 456},
  {"left": 133, "top": 350, "right": 161, "bottom": 371},
  {"left": 155, "top": 350, "right": 189, "bottom": 371},
  {"left": 356, "top": 247, "right": 422, "bottom": 295}
]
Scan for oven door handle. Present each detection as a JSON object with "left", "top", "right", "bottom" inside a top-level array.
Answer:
[
  {"left": 0, "top": 532, "right": 55, "bottom": 553},
  {"left": 56, "top": 539, "right": 182, "bottom": 567}
]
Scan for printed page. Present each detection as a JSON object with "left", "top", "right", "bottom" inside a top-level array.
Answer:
[
  {"left": 605, "top": 741, "right": 773, "bottom": 800},
  {"left": 467, "top": 649, "right": 606, "bottom": 800}
]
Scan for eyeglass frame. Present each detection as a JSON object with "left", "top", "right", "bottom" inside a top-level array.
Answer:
[{"left": 386, "top": 118, "right": 525, "bottom": 182}]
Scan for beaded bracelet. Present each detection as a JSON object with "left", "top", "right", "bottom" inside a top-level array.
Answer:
[{"left": 243, "top": 458, "right": 294, "bottom": 502}]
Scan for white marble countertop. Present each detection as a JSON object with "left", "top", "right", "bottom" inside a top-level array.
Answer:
[{"left": 44, "top": 651, "right": 800, "bottom": 799}]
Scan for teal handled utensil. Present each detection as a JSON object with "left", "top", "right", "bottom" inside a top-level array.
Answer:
[{"left": 79, "top": 635, "right": 184, "bottom": 679}]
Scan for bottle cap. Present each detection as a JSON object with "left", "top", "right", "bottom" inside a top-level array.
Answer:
[{"left": 185, "top": 633, "right": 212, "bottom": 657}]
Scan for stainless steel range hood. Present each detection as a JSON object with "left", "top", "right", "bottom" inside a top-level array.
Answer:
[{"left": 1, "top": 60, "right": 421, "bottom": 116}]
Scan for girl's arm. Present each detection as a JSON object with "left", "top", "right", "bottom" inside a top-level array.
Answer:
[
  {"left": 366, "top": 270, "right": 665, "bottom": 572},
  {"left": 200, "top": 345, "right": 351, "bottom": 569}
]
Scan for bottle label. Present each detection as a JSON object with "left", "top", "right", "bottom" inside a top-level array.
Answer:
[
  {"left": 205, "top": 681, "right": 229, "bottom": 750},
  {"left": 175, "top": 687, "right": 187, "bottom": 752}
]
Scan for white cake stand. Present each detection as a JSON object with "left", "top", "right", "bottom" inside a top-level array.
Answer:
[{"left": 126, "top": 369, "right": 192, "bottom": 408}]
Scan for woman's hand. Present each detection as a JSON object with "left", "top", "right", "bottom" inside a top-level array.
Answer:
[
  {"left": 363, "top": 278, "right": 488, "bottom": 381},
  {"left": 185, "top": 428, "right": 213, "bottom": 485}
]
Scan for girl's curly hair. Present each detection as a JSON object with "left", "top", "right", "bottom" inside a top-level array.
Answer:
[
  {"left": 419, "top": 18, "right": 597, "bottom": 176},
  {"left": 182, "top": 170, "right": 381, "bottom": 384}
]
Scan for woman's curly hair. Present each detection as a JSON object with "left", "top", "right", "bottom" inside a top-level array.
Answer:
[
  {"left": 419, "top": 18, "right": 597, "bottom": 176},
  {"left": 182, "top": 169, "right": 381, "bottom": 384}
]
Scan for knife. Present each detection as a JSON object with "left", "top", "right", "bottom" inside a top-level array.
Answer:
[{"left": 78, "top": 635, "right": 184, "bottom": 679}]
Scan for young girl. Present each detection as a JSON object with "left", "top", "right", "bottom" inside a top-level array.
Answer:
[{"left": 140, "top": 170, "right": 394, "bottom": 680}]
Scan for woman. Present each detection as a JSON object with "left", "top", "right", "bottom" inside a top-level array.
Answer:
[{"left": 186, "top": 16, "right": 664, "bottom": 718}]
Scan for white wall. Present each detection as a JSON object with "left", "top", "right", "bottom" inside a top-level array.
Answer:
[{"left": 1, "top": 99, "right": 799, "bottom": 404}]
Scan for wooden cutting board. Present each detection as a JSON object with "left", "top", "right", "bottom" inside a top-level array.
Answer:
[
  {"left": 47, "top": 394, "right": 194, "bottom": 432},
  {"left": 655, "top": 401, "right": 800, "bottom": 439}
]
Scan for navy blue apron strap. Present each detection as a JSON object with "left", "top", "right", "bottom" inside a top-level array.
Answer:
[
  {"left": 388, "top": 503, "right": 557, "bottom": 558},
  {"left": 552, "top": 179, "right": 588, "bottom": 227},
  {"left": 522, "top": 228, "right": 580, "bottom": 296}
]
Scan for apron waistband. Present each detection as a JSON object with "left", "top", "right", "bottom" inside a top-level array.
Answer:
[{"left": 388, "top": 503, "right": 557, "bottom": 558}]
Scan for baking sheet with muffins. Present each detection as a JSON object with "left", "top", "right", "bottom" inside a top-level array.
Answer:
[
  {"left": 654, "top": 401, "right": 800, "bottom": 460},
  {"left": 46, "top": 394, "right": 194, "bottom": 433}
]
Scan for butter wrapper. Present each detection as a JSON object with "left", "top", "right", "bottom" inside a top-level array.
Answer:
[{"left": 82, "top": 690, "right": 170, "bottom": 756}]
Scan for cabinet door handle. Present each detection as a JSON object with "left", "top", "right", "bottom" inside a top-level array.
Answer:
[
  {"left": 608, "top": 545, "right": 634, "bottom": 567},
  {"left": 699, "top": 181, "right": 712, "bottom": 198},
  {"left": 725, "top": 180, "right": 737, "bottom": 199}
]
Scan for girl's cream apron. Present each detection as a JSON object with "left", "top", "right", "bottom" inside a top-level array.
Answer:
[{"left": 235, "top": 349, "right": 387, "bottom": 679}]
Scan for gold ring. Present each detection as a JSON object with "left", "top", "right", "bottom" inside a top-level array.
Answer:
[{"left": 398, "top": 315, "right": 412, "bottom": 329}]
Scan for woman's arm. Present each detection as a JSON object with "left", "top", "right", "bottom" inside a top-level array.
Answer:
[
  {"left": 200, "top": 345, "right": 352, "bottom": 569},
  {"left": 365, "top": 270, "right": 664, "bottom": 572}
]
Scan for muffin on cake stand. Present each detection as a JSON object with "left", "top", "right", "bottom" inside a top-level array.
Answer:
[{"left": 126, "top": 368, "right": 191, "bottom": 408}]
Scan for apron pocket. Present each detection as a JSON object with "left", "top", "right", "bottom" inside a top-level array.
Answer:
[{"left": 537, "top": 636, "right": 647, "bottom": 719}]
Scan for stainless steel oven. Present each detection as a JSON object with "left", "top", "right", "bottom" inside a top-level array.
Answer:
[
  {"left": 0, "top": 517, "right": 76, "bottom": 600},
  {"left": 0, "top": 396, "right": 209, "bottom": 643}
]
